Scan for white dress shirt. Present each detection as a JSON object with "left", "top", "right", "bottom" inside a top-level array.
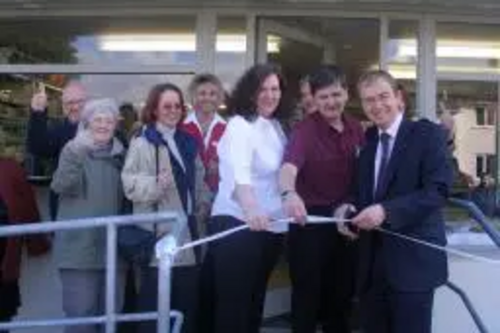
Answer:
[
  {"left": 211, "top": 115, "right": 287, "bottom": 231},
  {"left": 374, "top": 112, "right": 403, "bottom": 193}
]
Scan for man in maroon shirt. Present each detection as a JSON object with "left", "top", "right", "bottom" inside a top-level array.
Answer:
[{"left": 279, "top": 66, "right": 364, "bottom": 333}]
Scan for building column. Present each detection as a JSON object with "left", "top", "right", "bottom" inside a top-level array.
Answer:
[
  {"left": 379, "top": 15, "right": 389, "bottom": 71},
  {"left": 246, "top": 15, "right": 257, "bottom": 67},
  {"left": 196, "top": 11, "right": 217, "bottom": 73},
  {"left": 417, "top": 15, "right": 437, "bottom": 121}
]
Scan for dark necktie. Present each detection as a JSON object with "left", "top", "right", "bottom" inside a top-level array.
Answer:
[{"left": 375, "top": 132, "right": 391, "bottom": 200}]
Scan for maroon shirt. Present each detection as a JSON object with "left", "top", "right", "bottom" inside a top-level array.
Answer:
[{"left": 283, "top": 112, "right": 365, "bottom": 207}]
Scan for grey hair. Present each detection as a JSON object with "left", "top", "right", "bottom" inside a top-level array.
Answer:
[
  {"left": 80, "top": 98, "right": 119, "bottom": 126},
  {"left": 187, "top": 73, "right": 223, "bottom": 103}
]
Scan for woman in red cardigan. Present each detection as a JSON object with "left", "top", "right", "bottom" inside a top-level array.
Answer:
[
  {"left": 0, "top": 157, "right": 50, "bottom": 329},
  {"left": 181, "top": 73, "right": 227, "bottom": 196}
]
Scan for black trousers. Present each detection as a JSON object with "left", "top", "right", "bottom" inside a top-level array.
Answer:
[
  {"left": 136, "top": 265, "right": 201, "bottom": 333},
  {"left": 204, "top": 215, "right": 283, "bottom": 333},
  {"left": 0, "top": 280, "right": 19, "bottom": 333},
  {"left": 0, "top": 302, "right": 15, "bottom": 333},
  {"left": 287, "top": 205, "right": 357, "bottom": 333},
  {"left": 360, "top": 251, "right": 434, "bottom": 333}
]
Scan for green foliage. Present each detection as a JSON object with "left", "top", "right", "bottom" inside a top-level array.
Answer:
[{"left": 0, "top": 32, "right": 77, "bottom": 64}]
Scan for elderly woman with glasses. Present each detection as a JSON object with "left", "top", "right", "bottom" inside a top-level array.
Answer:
[{"left": 51, "top": 98, "right": 127, "bottom": 333}]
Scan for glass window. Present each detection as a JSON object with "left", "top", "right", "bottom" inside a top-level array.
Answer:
[
  {"left": 0, "top": 16, "right": 197, "bottom": 66},
  {"left": 0, "top": 73, "right": 193, "bottom": 175},
  {"left": 386, "top": 20, "right": 418, "bottom": 117},
  {"left": 257, "top": 16, "right": 379, "bottom": 120},
  {"left": 474, "top": 106, "right": 495, "bottom": 126},
  {"left": 476, "top": 107, "right": 486, "bottom": 126},
  {"left": 437, "top": 22, "right": 500, "bottom": 75},
  {"left": 488, "top": 155, "right": 496, "bottom": 177},
  {"left": 387, "top": 20, "right": 418, "bottom": 79},
  {"left": 215, "top": 17, "right": 247, "bottom": 93},
  {"left": 475, "top": 154, "right": 496, "bottom": 178}
]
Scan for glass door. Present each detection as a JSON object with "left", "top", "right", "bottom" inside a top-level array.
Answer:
[{"left": 256, "top": 18, "right": 325, "bottom": 96}]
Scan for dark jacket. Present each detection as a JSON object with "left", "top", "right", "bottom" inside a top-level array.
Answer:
[
  {"left": 26, "top": 110, "right": 79, "bottom": 221},
  {"left": 27, "top": 110, "right": 78, "bottom": 160},
  {"left": 0, "top": 158, "right": 51, "bottom": 282},
  {"left": 356, "top": 119, "right": 453, "bottom": 293}
]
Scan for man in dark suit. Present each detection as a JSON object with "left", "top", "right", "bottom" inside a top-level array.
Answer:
[{"left": 342, "top": 70, "right": 452, "bottom": 333}]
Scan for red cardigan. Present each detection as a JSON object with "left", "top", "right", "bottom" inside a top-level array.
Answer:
[
  {"left": 181, "top": 112, "right": 227, "bottom": 193},
  {"left": 0, "top": 158, "right": 50, "bottom": 282}
]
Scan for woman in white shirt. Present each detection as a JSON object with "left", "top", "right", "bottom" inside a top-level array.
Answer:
[{"left": 205, "top": 63, "right": 290, "bottom": 333}]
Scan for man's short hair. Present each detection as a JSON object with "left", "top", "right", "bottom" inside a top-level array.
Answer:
[
  {"left": 308, "top": 65, "right": 347, "bottom": 96},
  {"left": 357, "top": 70, "right": 398, "bottom": 93}
]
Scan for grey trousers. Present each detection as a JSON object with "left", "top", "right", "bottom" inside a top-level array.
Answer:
[{"left": 59, "top": 269, "right": 126, "bottom": 333}]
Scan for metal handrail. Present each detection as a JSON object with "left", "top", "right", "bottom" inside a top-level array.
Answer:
[
  {"left": 445, "top": 281, "right": 489, "bottom": 333},
  {"left": 0, "top": 311, "right": 184, "bottom": 330},
  {"left": 444, "top": 197, "right": 500, "bottom": 333},
  {"left": 0, "top": 212, "right": 180, "bottom": 237},
  {"left": 0, "top": 211, "right": 183, "bottom": 333},
  {"left": 448, "top": 197, "right": 500, "bottom": 248}
]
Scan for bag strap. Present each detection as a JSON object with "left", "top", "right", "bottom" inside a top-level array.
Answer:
[
  {"left": 153, "top": 145, "right": 160, "bottom": 235},
  {"left": 155, "top": 144, "right": 160, "bottom": 179},
  {"left": 160, "top": 136, "right": 192, "bottom": 215}
]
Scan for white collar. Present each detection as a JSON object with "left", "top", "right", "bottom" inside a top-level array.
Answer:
[
  {"left": 184, "top": 110, "right": 226, "bottom": 127},
  {"left": 378, "top": 112, "right": 403, "bottom": 139}
]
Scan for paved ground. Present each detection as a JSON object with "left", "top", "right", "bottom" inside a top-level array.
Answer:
[
  {"left": 14, "top": 251, "right": 293, "bottom": 333},
  {"left": 14, "top": 250, "right": 64, "bottom": 333}
]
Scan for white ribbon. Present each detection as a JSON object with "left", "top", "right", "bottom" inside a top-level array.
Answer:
[
  {"left": 174, "top": 215, "right": 349, "bottom": 254},
  {"left": 376, "top": 227, "right": 500, "bottom": 265},
  {"left": 159, "top": 215, "right": 500, "bottom": 265}
]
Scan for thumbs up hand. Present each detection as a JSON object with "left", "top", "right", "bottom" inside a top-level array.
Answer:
[{"left": 31, "top": 83, "right": 48, "bottom": 112}]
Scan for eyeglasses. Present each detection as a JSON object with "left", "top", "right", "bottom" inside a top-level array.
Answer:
[{"left": 159, "top": 103, "right": 183, "bottom": 111}]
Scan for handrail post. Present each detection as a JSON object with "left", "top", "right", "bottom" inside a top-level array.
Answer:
[
  {"left": 445, "top": 197, "right": 496, "bottom": 333},
  {"left": 105, "top": 223, "right": 117, "bottom": 333},
  {"left": 156, "top": 235, "right": 177, "bottom": 333},
  {"left": 0, "top": 212, "right": 181, "bottom": 332}
]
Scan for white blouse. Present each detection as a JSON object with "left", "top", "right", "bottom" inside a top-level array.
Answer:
[{"left": 211, "top": 115, "right": 287, "bottom": 231}]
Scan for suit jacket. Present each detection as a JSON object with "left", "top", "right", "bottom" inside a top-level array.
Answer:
[{"left": 356, "top": 118, "right": 453, "bottom": 293}]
